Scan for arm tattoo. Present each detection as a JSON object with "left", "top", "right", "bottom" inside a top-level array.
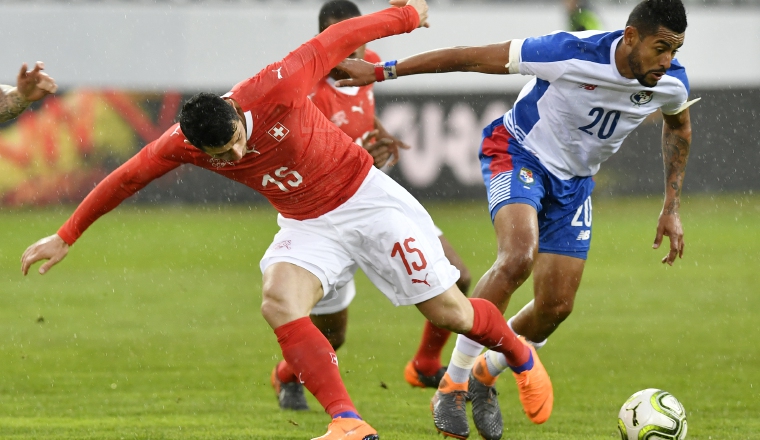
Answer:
[
  {"left": 662, "top": 131, "right": 690, "bottom": 214},
  {"left": 0, "top": 85, "right": 31, "bottom": 123}
]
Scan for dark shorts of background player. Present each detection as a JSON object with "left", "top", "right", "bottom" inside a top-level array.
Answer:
[{"left": 479, "top": 117, "right": 595, "bottom": 260}]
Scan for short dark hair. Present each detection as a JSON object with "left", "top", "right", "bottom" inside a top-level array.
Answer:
[
  {"left": 319, "top": 0, "right": 361, "bottom": 33},
  {"left": 179, "top": 92, "right": 238, "bottom": 150},
  {"left": 626, "top": 0, "right": 687, "bottom": 37}
]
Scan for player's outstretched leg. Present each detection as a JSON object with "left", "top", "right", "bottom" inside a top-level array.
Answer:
[
  {"left": 406, "top": 236, "right": 472, "bottom": 389},
  {"left": 274, "top": 316, "right": 377, "bottom": 439},
  {"left": 271, "top": 360, "right": 309, "bottom": 411},
  {"left": 418, "top": 293, "right": 553, "bottom": 438}
]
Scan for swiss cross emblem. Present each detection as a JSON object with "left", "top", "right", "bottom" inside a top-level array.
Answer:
[{"left": 268, "top": 122, "right": 289, "bottom": 142}]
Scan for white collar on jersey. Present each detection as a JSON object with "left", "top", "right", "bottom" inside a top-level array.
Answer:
[
  {"left": 326, "top": 76, "right": 360, "bottom": 96},
  {"left": 244, "top": 110, "right": 253, "bottom": 140},
  {"left": 220, "top": 93, "right": 254, "bottom": 140}
]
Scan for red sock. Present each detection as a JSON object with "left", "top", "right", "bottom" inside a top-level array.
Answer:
[
  {"left": 464, "top": 298, "right": 530, "bottom": 367},
  {"left": 276, "top": 360, "right": 298, "bottom": 383},
  {"left": 274, "top": 317, "right": 357, "bottom": 417},
  {"left": 412, "top": 321, "right": 451, "bottom": 376}
]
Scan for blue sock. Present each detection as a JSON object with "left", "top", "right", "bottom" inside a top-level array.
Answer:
[
  {"left": 508, "top": 350, "right": 534, "bottom": 374},
  {"left": 334, "top": 411, "right": 362, "bottom": 420}
]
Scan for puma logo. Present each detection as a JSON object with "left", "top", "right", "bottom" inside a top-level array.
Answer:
[
  {"left": 272, "top": 67, "right": 283, "bottom": 79},
  {"left": 411, "top": 273, "right": 430, "bottom": 287},
  {"left": 351, "top": 105, "right": 364, "bottom": 114}
]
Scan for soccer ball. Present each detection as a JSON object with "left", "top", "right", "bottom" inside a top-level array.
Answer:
[{"left": 617, "top": 389, "right": 688, "bottom": 440}]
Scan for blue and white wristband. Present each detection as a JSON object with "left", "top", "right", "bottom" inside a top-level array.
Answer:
[{"left": 373, "top": 60, "right": 398, "bottom": 82}]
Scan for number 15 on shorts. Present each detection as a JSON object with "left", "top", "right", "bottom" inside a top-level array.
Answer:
[{"left": 391, "top": 237, "right": 428, "bottom": 275}]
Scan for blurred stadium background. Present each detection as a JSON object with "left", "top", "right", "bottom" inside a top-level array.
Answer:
[{"left": 1, "top": 1, "right": 758, "bottom": 439}]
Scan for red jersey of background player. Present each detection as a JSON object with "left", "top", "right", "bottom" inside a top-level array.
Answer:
[
  {"left": 56, "top": 7, "right": 420, "bottom": 246},
  {"left": 309, "top": 49, "right": 381, "bottom": 144}
]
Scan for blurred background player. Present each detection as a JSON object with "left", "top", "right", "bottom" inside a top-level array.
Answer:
[
  {"left": 20, "top": 2, "right": 552, "bottom": 439},
  {"left": 270, "top": 0, "right": 473, "bottom": 412},
  {"left": 565, "top": 0, "right": 602, "bottom": 31},
  {"left": 0, "top": 62, "right": 57, "bottom": 123},
  {"left": 335, "top": 0, "right": 693, "bottom": 437}
]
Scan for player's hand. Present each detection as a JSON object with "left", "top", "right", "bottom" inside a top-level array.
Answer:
[
  {"left": 390, "top": 0, "right": 429, "bottom": 28},
  {"left": 17, "top": 62, "right": 58, "bottom": 103},
  {"left": 334, "top": 59, "right": 377, "bottom": 88},
  {"left": 653, "top": 212, "right": 684, "bottom": 266},
  {"left": 361, "top": 129, "right": 394, "bottom": 168},
  {"left": 21, "top": 234, "right": 69, "bottom": 275},
  {"left": 374, "top": 124, "right": 411, "bottom": 167}
]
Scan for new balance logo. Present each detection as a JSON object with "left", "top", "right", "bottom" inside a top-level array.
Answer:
[
  {"left": 576, "top": 230, "right": 591, "bottom": 241},
  {"left": 268, "top": 122, "right": 289, "bottom": 141},
  {"left": 579, "top": 83, "right": 598, "bottom": 90},
  {"left": 330, "top": 353, "right": 339, "bottom": 366},
  {"left": 411, "top": 273, "right": 430, "bottom": 287},
  {"left": 272, "top": 67, "right": 283, "bottom": 79}
]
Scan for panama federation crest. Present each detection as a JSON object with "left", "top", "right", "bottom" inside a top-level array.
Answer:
[
  {"left": 519, "top": 167, "right": 534, "bottom": 185},
  {"left": 630, "top": 90, "right": 654, "bottom": 106}
]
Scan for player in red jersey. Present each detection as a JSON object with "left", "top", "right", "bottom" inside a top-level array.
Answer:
[
  {"left": 20, "top": 2, "right": 551, "bottom": 438},
  {"left": 270, "top": 0, "right": 473, "bottom": 413}
]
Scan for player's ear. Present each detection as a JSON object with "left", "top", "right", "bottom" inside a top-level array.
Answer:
[{"left": 623, "top": 26, "right": 638, "bottom": 46}]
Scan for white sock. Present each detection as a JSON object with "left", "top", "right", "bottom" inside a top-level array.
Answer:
[
  {"left": 446, "top": 335, "right": 484, "bottom": 384},
  {"left": 484, "top": 350, "right": 509, "bottom": 377}
]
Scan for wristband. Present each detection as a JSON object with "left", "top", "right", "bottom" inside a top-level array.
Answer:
[{"left": 374, "top": 60, "right": 398, "bottom": 82}]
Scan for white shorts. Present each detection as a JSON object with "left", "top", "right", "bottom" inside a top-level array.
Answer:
[{"left": 260, "top": 167, "right": 460, "bottom": 309}]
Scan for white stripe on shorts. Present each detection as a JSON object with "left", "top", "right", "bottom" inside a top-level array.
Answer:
[{"left": 488, "top": 172, "right": 512, "bottom": 213}]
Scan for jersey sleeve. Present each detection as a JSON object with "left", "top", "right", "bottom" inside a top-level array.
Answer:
[
  {"left": 227, "top": 6, "right": 418, "bottom": 109},
  {"left": 57, "top": 125, "right": 186, "bottom": 245},
  {"left": 660, "top": 59, "right": 690, "bottom": 115},
  {"left": 509, "top": 31, "right": 610, "bottom": 82}
]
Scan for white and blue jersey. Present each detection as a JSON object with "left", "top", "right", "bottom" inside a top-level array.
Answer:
[
  {"left": 504, "top": 29, "right": 689, "bottom": 180},
  {"left": 479, "top": 30, "right": 691, "bottom": 259}
]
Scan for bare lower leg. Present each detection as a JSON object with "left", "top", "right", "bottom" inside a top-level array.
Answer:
[
  {"left": 510, "top": 253, "right": 585, "bottom": 342},
  {"left": 311, "top": 309, "right": 348, "bottom": 350},
  {"left": 470, "top": 205, "right": 540, "bottom": 312}
]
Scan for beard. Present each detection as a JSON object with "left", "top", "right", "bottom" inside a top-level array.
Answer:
[{"left": 627, "top": 49, "right": 665, "bottom": 88}]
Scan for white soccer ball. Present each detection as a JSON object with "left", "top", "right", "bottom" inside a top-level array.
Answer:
[{"left": 617, "top": 388, "right": 688, "bottom": 440}]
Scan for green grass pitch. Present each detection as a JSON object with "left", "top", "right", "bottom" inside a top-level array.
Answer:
[{"left": 1, "top": 194, "right": 758, "bottom": 439}]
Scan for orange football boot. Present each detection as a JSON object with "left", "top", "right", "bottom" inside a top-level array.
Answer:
[
  {"left": 512, "top": 338, "right": 553, "bottom": 424},
  {"left": 311, "top": 417, "right": 379, "bottom": 440}
]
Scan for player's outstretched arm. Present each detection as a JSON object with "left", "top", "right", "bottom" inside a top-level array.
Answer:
[
  {"left": 21, "top": 234, "right": 69, "bottom": 276},
  {"left": 335, "top": 41, "right": 512, "bottom": 88},
  {"left": 0, "top": 62, "right": 58, "bottom": 122},
  {"left": 654, "top": 108, "right": 692, "bottom": 266}
]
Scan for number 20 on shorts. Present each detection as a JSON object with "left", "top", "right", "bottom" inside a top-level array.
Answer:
[{"left": 391, "top": 237, "right": 428, "bottom": 275}]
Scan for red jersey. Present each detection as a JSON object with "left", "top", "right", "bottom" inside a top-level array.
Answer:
[
  {"left": 309, "top": 50, "right": 382, "bottom": 144},
  {"left": 57, "top": 7, "right": 419, "bottom": 246}
]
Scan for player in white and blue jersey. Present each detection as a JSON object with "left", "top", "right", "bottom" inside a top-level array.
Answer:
[{"left": 335, "top": 0, "right": 694, "bottom": 438}]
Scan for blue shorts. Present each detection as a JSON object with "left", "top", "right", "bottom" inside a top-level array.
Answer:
[{"left": 479, "top": 118, "right": 595, "bottom": 260}]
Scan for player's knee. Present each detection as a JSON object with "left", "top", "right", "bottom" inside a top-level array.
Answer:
[{"left": 494, "top": 249, "right": 535, "bottom": 283}]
